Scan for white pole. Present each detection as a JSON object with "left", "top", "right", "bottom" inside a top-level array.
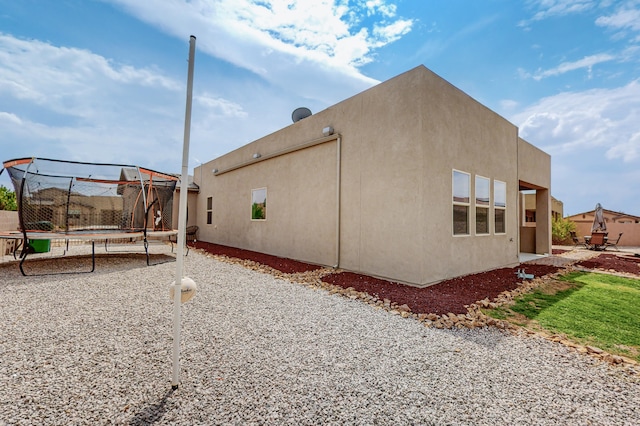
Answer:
[{"left": 172, "top": 35, "right": 196, "bottom": 390}]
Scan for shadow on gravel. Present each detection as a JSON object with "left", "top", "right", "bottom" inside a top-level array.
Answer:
[
  {"left": 129, "top": 388, "right": 174, "bottom": 425},
  {"left": 0, "top": 253, "right": 175, "bottom": 282}
]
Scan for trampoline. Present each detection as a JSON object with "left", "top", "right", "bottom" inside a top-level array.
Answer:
[{"left": 1, "top": 157, "right": 179, "bottom": 275}]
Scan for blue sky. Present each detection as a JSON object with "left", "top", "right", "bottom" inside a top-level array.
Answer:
[{"left": 0, "top": 0, "right": 639, "bottom": 216}]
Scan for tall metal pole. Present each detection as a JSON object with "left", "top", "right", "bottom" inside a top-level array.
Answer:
[{"left": 172, "top": 35, "right": 196, "bottom": 390}]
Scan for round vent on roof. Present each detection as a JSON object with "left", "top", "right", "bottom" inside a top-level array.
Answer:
[{"left": 291, "top": 107, "right": 312, "bottom": 123}]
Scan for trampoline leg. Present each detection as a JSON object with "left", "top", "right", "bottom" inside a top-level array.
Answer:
[
  {"left": 13, "top": 239, "right": 23, "bottom": 260},
  {"left": 18, "top": 241, "right": 95, "bottom": 276},
  {"left": 18, "top": 251, "right": 29, "bottom": 276},
  {"left": 90, "top": 241, "right": 96, "bottom": 273},
  {"left": 144, "top": 238, "right": 150, "bottom": 266}
]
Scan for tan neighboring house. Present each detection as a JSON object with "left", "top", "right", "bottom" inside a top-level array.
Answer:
[
  {"left": 18, "top": 187, "right": 124, "bottom": 230},
  {"left": 171, "top": 174, "right": 199, "bottom": 231},
  {"left": 194, "top": 65, "right": 551, "bottom": 287},
  {"left": 566, "top": 208, "right": 640, "bottom": 247}
]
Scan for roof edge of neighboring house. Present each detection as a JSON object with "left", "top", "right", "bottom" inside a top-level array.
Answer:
[
  {"left": 172, "top": 174, "right": 199, "bottom": 192},
  {"left": 566, "top": 208, "right": 640, "bottom": 220}
]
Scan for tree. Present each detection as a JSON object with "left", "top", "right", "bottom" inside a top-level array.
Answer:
[{"left": 0, "top": 185, "right": 17, "bottom": 211}]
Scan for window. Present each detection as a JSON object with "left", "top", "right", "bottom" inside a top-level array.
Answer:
[
  {"left": 475, "top": 176, "right": 490, "bottom": 235},
  {"left": 452, "top": 170, "right": 470, "bottom": 235},
  {"left": 206, "top": 196, "right": 212, "bottom": 225},
  {"left": 251, "top": 188, "right": 267, "bottom": 220},
  {"left": 494, "top": 180, "right": 506, "bottom": 234},
  {"left": 525, "top": 210, "right": 536, "bottom": 223}
]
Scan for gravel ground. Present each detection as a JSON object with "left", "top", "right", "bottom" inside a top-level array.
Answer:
[{"left": 1, "top": 245, "right": 639, "bottom": 425}]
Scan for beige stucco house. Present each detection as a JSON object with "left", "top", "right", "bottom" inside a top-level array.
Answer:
[
  {"left": 194, "top": 65, "right": 551, "bottom": 287},
  {"left": 566, "top": 208, "right": 640, "bottom": 247}
]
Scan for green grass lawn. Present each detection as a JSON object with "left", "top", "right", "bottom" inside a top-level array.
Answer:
[{"left": 489, "top": 271, "right": 640, "bottom": 361}]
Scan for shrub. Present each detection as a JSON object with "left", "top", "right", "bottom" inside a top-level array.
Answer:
[
  {"left": 0, "top": 185, "right": 17, "bottom": 211},
  {"left": 552, "top": 216, "right": 576, "bottom": 245}
]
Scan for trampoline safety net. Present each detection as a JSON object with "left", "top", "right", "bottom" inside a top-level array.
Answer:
[{"left": 2, "top": 157, "right": 178, "bottom": 233}]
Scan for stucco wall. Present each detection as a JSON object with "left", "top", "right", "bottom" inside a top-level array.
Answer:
[
  {"left": 520, "top": 227, "right": 536, "bottom": 252},
  {"left": 205, "top": 140, "right": 338, "bottom": 266},
  {"left": 171, "top": 190, "right": 198, "bottom": 230},
  {"left": 0, "top": 210, "right": 18, "bottom": 231},
  {"left": 0, "top": 210, "right": 19, "bottom": 256},
  {"left": 517, "top": 138, "right": 552, "bottom": 255},
  {"left": 518, "top": 139, "right": 551, "bottom": 190},
  {"left": 195, "top": 66, "right": 551, "bottom": 286}
]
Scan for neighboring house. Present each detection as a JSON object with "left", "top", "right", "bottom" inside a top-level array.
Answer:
[
  {"left": 194, "top": 65, "right": 551, "bottom": 287},
  {"left": 171, "top": 174, "right": 199, "bottom": 230},
  {"left": 118, "top": 167, "right": 177, "bottom": 230},
  {"left": 19, "top": 187, "right": 124, "bottom": 231},
  {"left": 566, "top": 208, "right": 640, "bottom": 246}
]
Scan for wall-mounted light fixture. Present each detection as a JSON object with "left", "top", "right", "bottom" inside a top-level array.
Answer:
[
  {"left": 212, "top": 168, "right": 218, "bottom": 173},
  {"left": 322, "top": 126, "right": 334, "bottom": 136},
  {"left": 253, "top": 153, "right": 261, "bottom": 159}
]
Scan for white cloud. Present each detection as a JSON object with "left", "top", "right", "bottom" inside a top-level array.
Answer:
[
  {"left": 519, "top": 0, "right": 596, "bottom": 27},
  {"left": 0, "top": 34, "right": 181, "bottom": 121},
  {"left": 596, "top": 2, "right": 640, "bottom": 32},
  {"left": 372, "top": 19, "right": 413, "bottom": 44},
  {"left": 530, "top": 53, "right": 616, "bottom": 80},
  {"left": 596, "top": 1, "right": 640, "bottom": 41},
  {"left": 196, "top": 93, "right": 248, "bottom": 118},
  {"left": 364, "top": 0, "right": 396, "bottom": 18},
  {"left": 107, "top": 0, "right": 414, "bottom": 104},
  {"left": 0, "top": 111, "right": 22, "bottom": 125},
  {"left": 500, "top": 99, "right": 520, "bottom": 110},
  {"left": 605, "top": 132, "right": 640, "bottom": 162},
  {"left": 513, "top": 79, "right": 640, "bottom": 158}
]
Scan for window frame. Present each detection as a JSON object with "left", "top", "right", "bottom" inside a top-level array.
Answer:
[
  {"left": 206, "top": 196, "right": 213, "bottom": 225},
  {"left": 251, "top": 187, "right": 267, "bottom": 221}
]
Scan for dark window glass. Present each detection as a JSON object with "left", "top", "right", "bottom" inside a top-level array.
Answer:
[
  {"left": 495, "top": 209, "right": 505, "bottom": 233},
  {"left": 476, "top": 207, "right": 489, "bottom": 234},
  {"left": 453, "top": 205, "right": 469, "bottom": 235}
]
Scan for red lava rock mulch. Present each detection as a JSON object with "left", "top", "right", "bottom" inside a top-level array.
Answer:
[
  {"left": 192, "top": 241, "right": 323, "bottom": 274},
  {"left": 575, "top": 253, "right": 640, "bottom": 275},
  {"left": 322, "top": 265, "right": 560, "bottom": 315}
]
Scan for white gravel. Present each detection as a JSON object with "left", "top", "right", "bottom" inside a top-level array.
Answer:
[{"left": 1, "top": 246, "right": 639, "bottom": 425}]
